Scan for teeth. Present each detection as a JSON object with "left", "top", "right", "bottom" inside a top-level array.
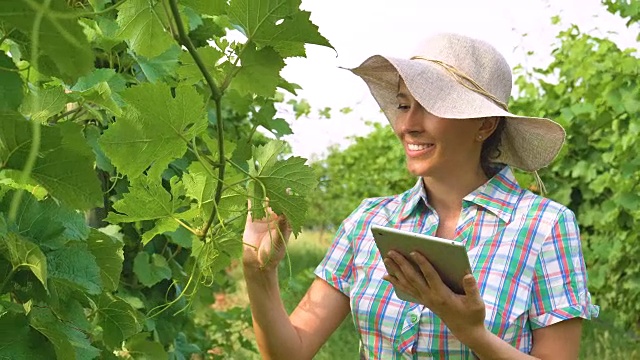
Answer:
[{"left": 408, "top": 143, "right": 432, "bottom": 151}]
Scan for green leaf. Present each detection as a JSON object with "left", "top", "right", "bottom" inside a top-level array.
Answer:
[
  {"left": 617, "top": 192, "right": 640, "bottom": 212},
  {"left": 20, "top": 86, "right": 67, "bottom": 123},
  {"left": 0, "top": 52, "right": 24, "bottom": 111},
  {"left": 0, "top": 1, "right": 94, "bottom": 83},
  {"left": 183, "top": 162, "right": 217, "bottom": 207},
  {"left": 0, "top": 233, "right": 48, "bottom": 291},
  {"left": 71, "top": 68, "right": 125, "bottom": 116},
  {"left": 1, "top": 190, "right": 89, "bottom": 249},
  {"left": 188, "top": 18, "right": 226, "bottom": 48},
  {"left": 107, "top": 176, "right": 189, "bottom": 223},
  {"left": 248, "top": 140, "right": 317, "bottom": 235},
  {"left": 167, "top": 226, "right": 194, "bottom": 248},
  {"left": 99, "top": 83, "right": 207, "bottom": 178},
  {"left": 0, "top": 114, "right": 102, "bottom": 210},
  {"left": 87, "top": 229, "right": 124, "bottom": 292},
  {"left": 47, "top": 242, "right": 102, "bottom": 295},
  {"left": 125, "top": 333, "right": 169, "bottom": 360},
  {"left": 254, "top": 102, "right": 292, "bottom": 137},
  {"left": 116, "top": 0, "right": 175, "bottom": 58},
  {"left": 177, "top": 46, "right": 223, "bottom": 86},
  {"left": 0, "top": 311, "right": 56, "bottom": 360},
  {"left": 95, "top": 294, "right": 142, "bottom": 349},
  {"left": 133, "top": 252, "right": 172, "bottom": 287},
  {"left": 182, "top": 0, "right": 228, "bottom": 16},
  {"left": 228, "top": 0, "right": 332, "bottom": 57},
  {"left": 133, "top": 45, "right": 182, "bottom": 84},
  {"left": 255, "top": 11, "right": 332, "bottom": 58},
  {"left": 85, "top": 124, "right": 115, "bottom": 172},
  {"left": 50, "top": 298, "right": 92, "bottom": 333},
  {"left": 141, "top": 217, "right": 180, "bottom": 246},
  {"left": 232, "top": 44, "right": 285, "bottom": 97},
  {"left": 30, "top": 306, "right": 100, "bottom": 360}
]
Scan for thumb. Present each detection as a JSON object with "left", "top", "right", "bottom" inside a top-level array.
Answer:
[{"left": 462, "top": 274, "right": 480, "bottom": 297}]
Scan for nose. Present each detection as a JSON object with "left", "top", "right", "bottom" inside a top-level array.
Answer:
[{"left": 396, "top": 104, "right": 425, "bottom": 135}]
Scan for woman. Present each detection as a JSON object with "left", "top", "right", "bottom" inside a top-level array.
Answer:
[{"left": 242, "top": 33, "right": 598, "bottom": 359}]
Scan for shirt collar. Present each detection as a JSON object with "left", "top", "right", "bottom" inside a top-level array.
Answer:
[
  {"left": 463, "top": 166, "right": 523, "bottom": 223},
  {"left": 399, "top": 166, "right": 523, "bottom": 223}
]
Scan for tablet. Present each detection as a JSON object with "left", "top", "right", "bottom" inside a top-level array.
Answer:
[{"left": 370, "top": 224, "right": 471, "bottom": 302}]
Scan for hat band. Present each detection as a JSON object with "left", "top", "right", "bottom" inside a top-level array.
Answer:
[{"left": 410, "top": 56, "right": 509, "bottom": 111}]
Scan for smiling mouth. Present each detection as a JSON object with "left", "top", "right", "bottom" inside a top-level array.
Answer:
[{"left": 407, "top": 143, "right": 434, "bottom": 151}]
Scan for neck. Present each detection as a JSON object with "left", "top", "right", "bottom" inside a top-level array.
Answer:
[{"left": 422, "top": 165, "right": 488, "bottom": 216}]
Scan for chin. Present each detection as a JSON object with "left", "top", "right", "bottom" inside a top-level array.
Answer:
[{"left": 405, "top": 160, "right": 434, "bottom": 178}]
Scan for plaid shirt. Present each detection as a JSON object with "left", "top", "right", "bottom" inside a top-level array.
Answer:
[{"left": 315, "top": 166, "right": 599, "bottom": 359}]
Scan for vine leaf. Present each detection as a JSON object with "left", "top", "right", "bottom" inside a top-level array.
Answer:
[
  {"left": 177, "top": 46, "right": 223, "bottom": 86},
  {"left": 0, "top": 114, "right": 103, "bottom": 210},
  {"left": 70, "top": 68, "right": 126, "bottom": 116},
  {"left": 141, "top": 217, "right": 180, "bottom": 246},
  {"left": 182, "top": 0, "right": 228, "bottom": 16},
  {"left": 87, "top": 229, "right": 124, "bottom": 292},
  {"left": 95, "top": 294, "right": 142, "bottom": 349},
  {"left": 0, "top": 233, "right": 48, "bottom": 291},
  {"left": 0, "top": 310, "right": 56, "bottom": 359},
  {"left": 248, "top": 140, "right": 317, "bottom": 236},
  {"left": 0, "top": 52, "right": 24, "bottom": 111},
  {"left": 228, "top": 0, "right": 332, "bottom": 57},
  {"left": 0, "top": 0, "right": 94, "bottom": 83},
  {"left": 106, "top": 176, "right": 189, "bottom": 223},
  {"left": 47, "top": 242, "right": 102, "bottom": 295},
  {"left": 116, "top": 0, "right": 174, "bottom": 58},
  {"left": 99, "top": 83, "right": 207, "bottom": 178},
  {"left": 20, "top": 86, "right": 68, "bottom": 123},
  {"left": 132, "top": 45, "right": 182, "bottom": 84},
  {"left": 232, "top": 44, "right": 285, "bottom": 97},
  {"left": 0, "top": 191, "right": 88, "bottom": 251},
  {"left": 133, "top": 252, "right": 172, "bottom": 288},
  {"left": 183, "top": 161, "right": 217, "bottom": 208},
  {"left": 125, "top": 333, "right": 169, "bottom": 360},
  {"left": 30, "top": 306, "right": 100, "bottom": 360}
]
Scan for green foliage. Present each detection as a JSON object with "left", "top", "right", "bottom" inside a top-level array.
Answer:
[
  {"left": 0, "top": 0, "right": 331, "bottom": 358},
  {"left": 602, "top": 0, "right": 640, "bottom": 27},
  {"left": 510, "top": 23, "right": 640, "bottom": 330}
]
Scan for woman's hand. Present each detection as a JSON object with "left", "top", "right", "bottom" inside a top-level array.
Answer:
[
  {"left": 242, "top": 201, "right": 292, "bottom": 272},
  {"left": 382, "top": 251, "right": 486, "bottom": 339}
]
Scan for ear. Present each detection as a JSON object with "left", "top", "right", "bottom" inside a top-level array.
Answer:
[{"left": 476, "top": 117, "right": 500, "bottom": 141}]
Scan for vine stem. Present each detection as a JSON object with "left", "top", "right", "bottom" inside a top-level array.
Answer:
[
  {"left": 8, "top": 0, "right": 49, "bottom": 222},
  {"left": 167, "top": 0, "right": 221, "bottom": 102},
  {"left": 167, "top": 0, "right": 225, "bottom": 241}
]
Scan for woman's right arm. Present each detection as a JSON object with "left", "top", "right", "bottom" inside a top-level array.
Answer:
[{"left": 242, "top": 207, "right": 351, "bottom": 360}]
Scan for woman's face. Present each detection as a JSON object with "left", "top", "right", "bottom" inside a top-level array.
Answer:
[{"left": 393, "top": 82, "right": 496, "bottom": 178}]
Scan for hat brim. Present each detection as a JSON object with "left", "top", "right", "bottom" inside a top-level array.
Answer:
[{"left": 350, "top": 55, "right": 566, "bottom": 172}]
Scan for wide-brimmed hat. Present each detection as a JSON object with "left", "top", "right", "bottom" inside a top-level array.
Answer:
[{"left": 349, "top": 33, "right": 565, "bottom": 172}]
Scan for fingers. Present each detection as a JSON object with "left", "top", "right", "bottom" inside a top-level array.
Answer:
[
  {"left": 462, "top": 274, "right": 480, "bottom": 298},
  {"left": 410, "top": 251, "right": 447, "bottom": 291},
  {"left": 384, "top": 252, "right": 430, "bottom": 293}
]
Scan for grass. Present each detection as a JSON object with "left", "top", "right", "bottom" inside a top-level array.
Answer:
[{"left": 218, "top": 230, "right": 638, "bottom": 359}]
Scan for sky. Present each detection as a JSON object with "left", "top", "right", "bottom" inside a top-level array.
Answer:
[{"left": 274, "top": 0, "right": 638, "bottom": 160}]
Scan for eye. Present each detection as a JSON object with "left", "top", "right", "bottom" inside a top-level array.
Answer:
[{"left": 397, "top": 104, "right": 410, "bottom": 111}]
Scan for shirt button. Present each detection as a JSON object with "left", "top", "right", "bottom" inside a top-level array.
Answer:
[{"left": 410, "top": 314, "right": 419, "bottom": 323}]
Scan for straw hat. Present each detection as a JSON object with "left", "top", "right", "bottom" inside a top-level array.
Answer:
[{"left": 349, "top": 33, "right": 565, "bottom": 172}]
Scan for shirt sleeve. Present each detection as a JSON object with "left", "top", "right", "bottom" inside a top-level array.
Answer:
[
  {"left": 313, "top": 203, "right": 365, "bottom": 297},
  {"left": 529, "top": 208, "right": 599, "bottom": 329}
]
